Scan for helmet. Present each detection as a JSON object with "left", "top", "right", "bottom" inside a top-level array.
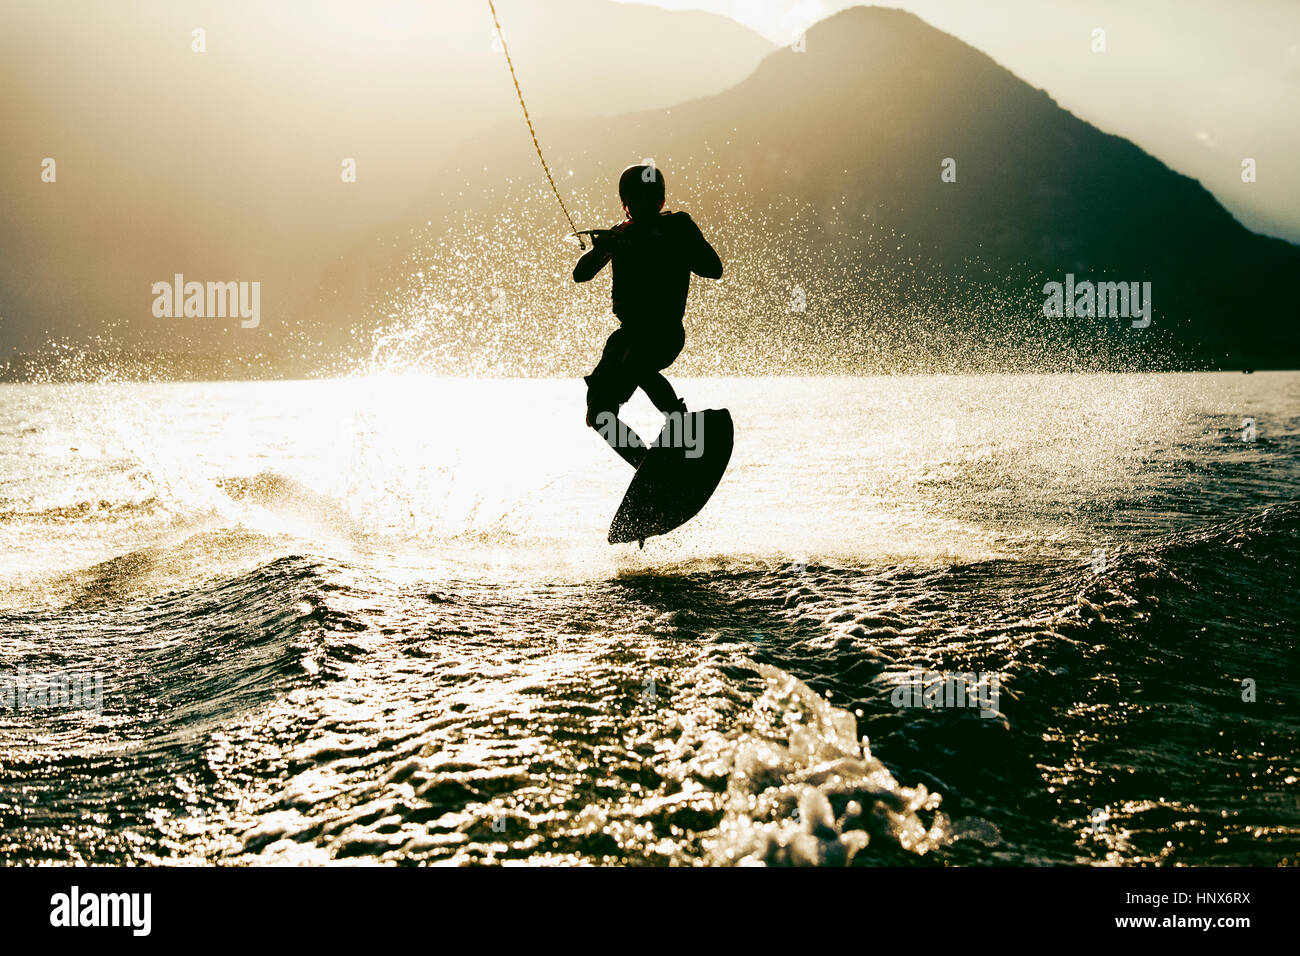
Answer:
[{"left": 618, "top": 163, "right": 665, "bottom": 214}]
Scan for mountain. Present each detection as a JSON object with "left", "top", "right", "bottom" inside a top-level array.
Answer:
[
  {"left": 639, "top": 0, "right": 1300, "bottom": 246},
  {"left": 6, "top": 4, "right": 1298, "bottom": 378},
  {"left": 0, "top": 0, "right": 771, "bottom": 371},
  {"left": 304, "top": 5, "right": 1300, "bottom": 376}
]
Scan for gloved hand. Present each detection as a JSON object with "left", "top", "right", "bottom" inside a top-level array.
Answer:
[{"left": 590, "top": 228, "right": 631, "bottom": 255}]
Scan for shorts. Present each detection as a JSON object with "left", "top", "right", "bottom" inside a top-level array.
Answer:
[{"left": 584, "top": 321, "right": 685, "bottom": 409}]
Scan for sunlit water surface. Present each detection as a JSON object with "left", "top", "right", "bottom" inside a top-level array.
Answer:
[{"left": 1, "top": 373, "right": 1297, "bottom": 865}]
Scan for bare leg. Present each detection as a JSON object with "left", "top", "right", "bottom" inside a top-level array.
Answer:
[
  {"left": 639, "top": 371, "right": 686, "bottom": 414},
  {"left": 587, "top": 404, "right": 648, "bottom": 469}
]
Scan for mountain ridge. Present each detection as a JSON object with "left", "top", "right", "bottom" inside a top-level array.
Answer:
[{"left": 297, "top": 5, "right": 1299, "bottom": 376}]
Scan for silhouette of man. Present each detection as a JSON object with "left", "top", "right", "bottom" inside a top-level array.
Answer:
[{"left": 574, "top": 163, "right": 723, "bottom": 468}]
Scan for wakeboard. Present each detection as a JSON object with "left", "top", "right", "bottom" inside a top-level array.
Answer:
[{"left": 608, "top": 408, "right": 734, "bottom": 546}]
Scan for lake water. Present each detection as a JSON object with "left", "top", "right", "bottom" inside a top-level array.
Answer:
[{"left": 1, "top": 372, "right": 1297, "bottom": 864}]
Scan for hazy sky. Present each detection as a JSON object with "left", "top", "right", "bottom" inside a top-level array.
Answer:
[
  {"left": 0, "top": 0, "right": 770, "bottom": 355},
  {"left": 2, "top": 0, "right": 1295, "bottom": 366},
  {"left": 624, "top": 0, "right": 1300, "bottom": 242}
]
